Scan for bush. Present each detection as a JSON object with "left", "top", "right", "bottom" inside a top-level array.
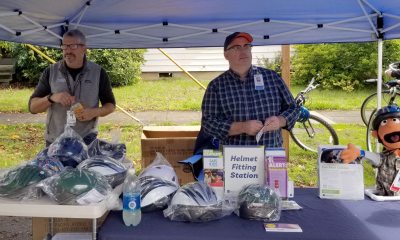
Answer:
[
  {"left": 7, "top": 41, "right": 145, "bottom": 87},
  {"left": 291, "top": 40, "right": 400, "bottom": 91}
]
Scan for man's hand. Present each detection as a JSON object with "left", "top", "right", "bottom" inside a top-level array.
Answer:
[
  {"left": 263, "top": 116, "right": 286, "bottom": 131},
  {"left": 75, "top": 108, "right": 98, "bottom": 122},
  {"left": 51, "top": 91, "right": 75, "bottom": 107},
  {"left": 243, "top": 120, "right": 264, "bottom": 136},
  {"left": 340, "top": 143, "right": 360, "bottom": 164}
]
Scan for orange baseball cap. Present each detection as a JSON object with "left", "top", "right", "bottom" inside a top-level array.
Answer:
[{"left": 224, "top": 32, "right": 253, "bottom": 50}]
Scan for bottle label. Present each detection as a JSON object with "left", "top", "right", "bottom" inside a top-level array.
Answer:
[{"left": 123, "top": 193, "right": 141, "bottom": 211}]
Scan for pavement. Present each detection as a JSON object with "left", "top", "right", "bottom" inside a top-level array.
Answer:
[{"left": 0, "top": 110, "right": 363, "bottom": 125}]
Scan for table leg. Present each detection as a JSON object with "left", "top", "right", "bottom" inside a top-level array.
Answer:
[{"left": 92, "top": 218, "right": 97, "bottom": 240}]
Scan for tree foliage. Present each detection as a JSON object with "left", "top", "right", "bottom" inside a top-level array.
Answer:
[
  {"left": 291, "top": 41, "right": 400, "bottom": 91},
  {"left": 1, "top": 41, "right": 145, "bottom": 87}
]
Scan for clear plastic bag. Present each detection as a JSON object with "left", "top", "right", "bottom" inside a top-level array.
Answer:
[
  {"left": 138, "top": 152, "right": 179, "bottom": 186},
  {"left": 30, "top": 147, "right": 65, "bottom": 177},
  {"left": 87, "top": 138, "right": 126, "bottom": 161}
]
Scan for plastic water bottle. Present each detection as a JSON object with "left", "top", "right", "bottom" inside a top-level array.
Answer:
[{"left": 122, "top": 169, "right": 141, "bottom": 226}]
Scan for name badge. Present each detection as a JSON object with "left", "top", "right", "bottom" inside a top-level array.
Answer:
[
  {"left": 66, "top": 110, "right": 76, "bottom": 127},
  {"left": 254, "top": 74, "right": 264, "bottom": 90},
  {"left": 390, "top": 170, "right": 400, "bottom": 193}
]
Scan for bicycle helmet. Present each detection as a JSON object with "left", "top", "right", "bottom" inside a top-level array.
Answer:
[
  {"left": 0, "top": 165, "right": 47, "bottom": 199},
  {"left": 372, "top": 105, "right": 400, "bottom": 130},
  {"left": 237, "top": 184, "right": 281, "bottom": 221},
  {"left": 48, "top": 136, "right": 88, "bottom": 167},
  {"left": 31, "top": 148, "right": 65, "bottom": 177},
  {"left": 77, "top": 156, "right": 128, "bottom": 187},
  {"left": 171, "top": 182, "right": 218, "bottom": 206},
  {"left": 297, "top": 106, "right": 310, "bottom": 123},
  {"left": 139, "top": 165, "right": 179, "bottom": 186},
  {"left": 138, "top": 176, "right": 179, "bottom": 212},
  {"left": 88, "top": 139, "right": 126, "bottom": 161},
  {"left": 39, "top": 168, "right": 111, "bottom": 205}
]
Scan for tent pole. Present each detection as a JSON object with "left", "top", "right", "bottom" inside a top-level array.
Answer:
[
  {"left": 26, "top": 44, "right": 144, "bottom": 125},
  {"left": 157, "top": 48, "right": 206, "bottom": 90},
  {"left": 375, "top": 39, "right": 383, "bottom": 152}
]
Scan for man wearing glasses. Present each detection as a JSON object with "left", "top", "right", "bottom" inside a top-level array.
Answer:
[
  {"left": 201, "top": 32, "right": 299, "bottom": 147},
  {"left": 29, "top": 29, "right": 116, "bottom": 146}
]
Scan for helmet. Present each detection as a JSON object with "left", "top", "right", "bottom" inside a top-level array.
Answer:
[
  {"left": 372, "top": 105, "right": 400, "bottom": 130},
  {"left": 297, "top": 106, "right": 310, "bottom": 123},
  {"left": 171, "top": 182, "right": 218, "bottom": 206},
  {"left": 138, "top": 176, "right": 179, "bottom": 212},
  {"left": 48, "top": 137, "right": 88, "bottom": 167},
  {"left": 31, "top": 148, "right": 65, "bottom": 176},
  {"left": 88, "top": 139, "right": 126, "bottom": 161},
  {"left": 139, "top": 165, "right": 179, "bottom": 186},
  {"left": 0, "top": 165, "right": 46, "bottom": 199},
  {"left": 39, "top": 168, "right": 111, "bottom": 205},
  {"left": 77, "top": 156, "right": 128, "bottom": 187},
  {"left": 237, "top": 184, "right": 281, "bottom": 221}
]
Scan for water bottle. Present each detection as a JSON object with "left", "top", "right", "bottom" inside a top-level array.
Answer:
[{"left": 122, "top": 169, "right": 141, "bottom": 226}]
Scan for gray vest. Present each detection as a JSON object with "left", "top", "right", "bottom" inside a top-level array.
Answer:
[{"left": 46, "top": 60, "right": 101, "bottom": 143}]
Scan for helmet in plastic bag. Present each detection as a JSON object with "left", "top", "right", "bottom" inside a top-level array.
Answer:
[
  {"left": 237, "top": 184, "right": 281, "bottom": 221},
  {"left": 88, "top": 139, "right": 126, "bottom": 161},
  {"left": 0, "top": 165, "right": 47, "bottom": 198},
  {"left": 31, "top": 148, "right": 65, "bottom": 176},
  {"left": 138, "top": 176, "right": 179, "bottom": 212},
  {"left": 171, "top": 182, "right": 218, "bottom": 206},
  {"left": 48, "top": 137, "right": 88, "bottom": 167},
  {"left": 139, "top": 165, "right": 179, "bottom": 186},
  {"left": 77, "top": 156, "right": 128, "bottom": 187},
  {"left": 39, "top": 168, "right": 110, "bottom": 205}
]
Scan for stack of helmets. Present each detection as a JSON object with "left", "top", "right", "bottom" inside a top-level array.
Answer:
[
  {"left": 47, "top": 136, "right": 88, "bottom": 167},
  {"left": 88, "top": 139, "right": 126, "bottom": 161},
  {"left": 166, "top": 181, "right": 221, "bottom": 222},
  {"left": 138, "top": 164, "right": 179, "bottom": 186},
  {"left": 138, "top": 175, "right": 179, "bottom": 212},
  {"left": 38, "top": 168, "right": 111, "bottom": 205},
  {"left": 77, "top": 156, "right": 128, "bottom": 187},
  {"left": 237, "top": 184, "right": 281, "bottom": 221}
]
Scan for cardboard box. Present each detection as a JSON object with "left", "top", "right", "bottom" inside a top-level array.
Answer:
[
  {"left": 141, "top": 126, "right": 200, "bottom": 185},
  {"left": 32, "top": 212, "right": 108, "bottom": 240}
]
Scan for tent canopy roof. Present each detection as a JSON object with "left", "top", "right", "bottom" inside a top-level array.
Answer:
[{"left": 0, "top": 0, "right": 400, "bottom": 49}]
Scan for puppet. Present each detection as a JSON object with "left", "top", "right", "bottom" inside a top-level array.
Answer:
[{"left": 341, "top": 105, "right": 400, "bottom": 196}]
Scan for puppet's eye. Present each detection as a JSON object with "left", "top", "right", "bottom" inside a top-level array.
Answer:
[
  {"left": 392, "top": 118, "right": 400, "bottom": 123},
  {"left": 381, "top": 120, "right": 388, "bottom": 126}
]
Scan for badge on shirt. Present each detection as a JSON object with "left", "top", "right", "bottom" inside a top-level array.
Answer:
[
  {"left": 66, "top": 110, "right": 76, "bottom": 127},
  {"left": 390, "top": 170, "right": 400, "bottom": 193},
  {"left": 254, "top": 74, "right": 264, "bottom": 90}
]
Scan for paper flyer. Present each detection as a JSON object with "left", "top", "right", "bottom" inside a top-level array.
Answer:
[
  {"left": 265, "top": 148, "right": 287, "bottom": 198},
  {"left": 203, "top": 149, "right": 224, "bottom": 200},
  {"left": 264, "top": 223, "right": 302, "bottom": 232}
]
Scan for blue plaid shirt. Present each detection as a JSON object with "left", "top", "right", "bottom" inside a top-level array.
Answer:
[{"left": 201, "top": 66, "right": 299, "bottom": 147}]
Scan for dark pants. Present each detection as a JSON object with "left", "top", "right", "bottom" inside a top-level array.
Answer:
[{"left": 46, "top": 132, "right": 97, "bottom": 147}]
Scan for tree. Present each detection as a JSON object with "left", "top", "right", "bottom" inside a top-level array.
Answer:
[{"left": 291, "top": 40, "right": 400, "bottom": 91}]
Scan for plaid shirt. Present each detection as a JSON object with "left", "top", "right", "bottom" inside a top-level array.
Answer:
[
  {"left": 373, "top": 151, "right": 400, "bottom": 196},
  {"left": 201, "top": 66, "right": 299, "bottom": 147}
]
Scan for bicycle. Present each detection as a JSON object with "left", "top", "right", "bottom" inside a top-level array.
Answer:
[
  {"left": 289, "top": 76, "right": 339, "bottom": 152},
  {"left": 360, "top": 62, "right": 400, "bottom": 126}
]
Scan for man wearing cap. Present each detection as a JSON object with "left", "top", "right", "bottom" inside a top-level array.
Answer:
[{"left": 201, "top": 32, "right": 299, "bottom": 147}]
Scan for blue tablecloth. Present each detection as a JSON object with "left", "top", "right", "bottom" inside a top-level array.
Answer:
[{"left": 98, "top": 188, "right": 400, "bottom": 240}]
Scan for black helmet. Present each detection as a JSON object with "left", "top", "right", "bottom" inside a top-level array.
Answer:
[
  {"left": 237, "top": 184, "right": 281, "bottom": 221},
  {"left": 88, "top": 139, "right": 126, "bottom": 161},
  {"left": 48, "top": 137, "right": 88, "bottom": 167},
  {"left": 138, "top": 176, "right": 179, "bottom": 212},
  {"left": 77, "top": 156, "right": 128, "bottom": 187}
]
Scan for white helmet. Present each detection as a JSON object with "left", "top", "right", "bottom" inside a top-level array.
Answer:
[
  {"left": 139, "top": 165, "right": 179, "bottom": 186},
  {"left": 171, "top": 182, "right": 218, "bottom": 207},
  {"left": 138, "top": 176, "right": 179, "bottom": 212}
]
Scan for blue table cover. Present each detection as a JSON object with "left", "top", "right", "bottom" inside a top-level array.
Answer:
[{"left": 98, "top": 188, "right": 400, "bottom": 240}]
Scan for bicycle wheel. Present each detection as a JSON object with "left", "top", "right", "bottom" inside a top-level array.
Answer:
[
  {"left": 360, "top": 90, "right": 399, "bottom": 126},
  {"left": 289, "top": 114, "right": 339, "bottom": 153},
  {"left": 366, "top": 109, "right": 383, "bottom": 152}
]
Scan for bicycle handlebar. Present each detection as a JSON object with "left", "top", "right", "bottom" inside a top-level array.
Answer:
[{"left": 389, "top": 62, "right": 400, "bottom": 72}]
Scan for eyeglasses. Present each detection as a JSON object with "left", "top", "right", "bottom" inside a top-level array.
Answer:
[
  {"left": 226, "top": 43, "right": 252, "bottom": 52},
  {"left": 60, "top": 44, "right": 84, "bottom": 50}
]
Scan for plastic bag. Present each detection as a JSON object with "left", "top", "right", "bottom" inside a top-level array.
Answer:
[
  {"left": 47, "top": 126, "right": 89, "bottom": 167},
  {"left": 138, "top": 152, "right": 179, "bottom": 186},
  {"left": 77, "top": 155, "right": 129, "bottom": 188},
  {"left": 30, "top": 147, "right": 65, "bottom": 177},
  {"left": 0, "top": 164, "right": 47, "bottom": 200},
  {"left": 87, "top": 138, "right": 126, "bottom": 161},
  {"left": 163, "top": 182, "right": 234, "bottom": 222},
  {"left": 37, "top": 168, "right": 112, "bottom": 205},
  {"left": 235, "top": 184, "right": 282, "bottom": 221}
]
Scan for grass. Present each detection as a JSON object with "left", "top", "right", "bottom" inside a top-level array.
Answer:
[
  {"left": 0, "top": 79, "right": 379, "bottom": 113},
  {"left": 0, "top": 79, "right": 378, "bottom": 187}
]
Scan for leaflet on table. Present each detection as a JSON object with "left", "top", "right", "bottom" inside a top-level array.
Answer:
[
  {"left": 281, "top": 200, "right": 302, "bottom": 211},
  {"left": 203, "top": 149, "right": 224, "bottom": 200},
  {"left": 265, "top": 148, "right": 288, "bottom": 198},
  {"left": 264, "top": 223, "right": 303, "bottom": 232},
  {"left": 318, "top": 145, "right": 364, "bottom": 200},
  {"left": 224, "top": 146, "right": 264, "bottom": 197}
]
